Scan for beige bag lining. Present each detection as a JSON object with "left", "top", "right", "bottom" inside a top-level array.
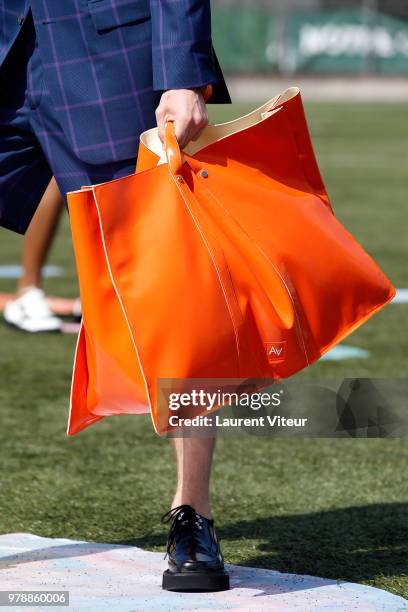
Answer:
[{"left": 140, "top": 87, "right": 299, "bottom": 164}]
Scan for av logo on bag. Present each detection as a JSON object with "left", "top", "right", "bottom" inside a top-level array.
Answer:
[{"left": 265, "top": 341, "right": 286, "bottom": 363}]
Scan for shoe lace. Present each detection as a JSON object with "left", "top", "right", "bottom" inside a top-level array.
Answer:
[{"left": 160, "top": 504, "right": 205, "bottom": 560}]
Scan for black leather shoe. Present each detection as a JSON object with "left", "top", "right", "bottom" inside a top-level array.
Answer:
[{"left": 161, "top": 504, "right": 230, "bottom": 592}]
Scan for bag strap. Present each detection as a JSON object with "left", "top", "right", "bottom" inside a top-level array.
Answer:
[{"left": 164, "top": 121, "right": 183, "bottom": 175}]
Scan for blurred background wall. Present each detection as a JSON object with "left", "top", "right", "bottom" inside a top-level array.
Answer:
[{"left": 212, "top": 0, "right": 408, "bottom": 76}]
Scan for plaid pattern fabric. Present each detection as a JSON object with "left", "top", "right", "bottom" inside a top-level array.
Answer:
[
  {"left": 0, "top": 0, "right": 28, "bottom": 65},
  {"left": 1, "top": 0, "right": 231, "bottom": 165},
  {"left": 0, "top": 13, "right": 139, "bottom": 234}
]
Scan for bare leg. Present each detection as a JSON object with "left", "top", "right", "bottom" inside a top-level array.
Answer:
[
  {"left": 171, "top": 437, "right": 215, "bottom": 519},
  {"left": 17, "top": 178, "right": 63, "bottom": 293}
]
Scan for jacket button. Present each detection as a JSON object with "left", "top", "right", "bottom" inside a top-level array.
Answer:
[
  {"left": 201, "top": 169, "right": 208, "bottom": 178},
  {"left": 17, "top": 15, "right": 25, "bottom": 25}
]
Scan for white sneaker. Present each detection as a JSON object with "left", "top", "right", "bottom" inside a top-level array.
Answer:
[{"left": 3, "top": 287, "right": 63, "bottom": 333}]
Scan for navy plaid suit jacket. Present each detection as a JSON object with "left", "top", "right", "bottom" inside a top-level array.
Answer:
[{"left": 0, "top": 0, "right": 231, "bottom": 164}]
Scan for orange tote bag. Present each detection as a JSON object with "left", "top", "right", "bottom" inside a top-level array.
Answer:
[{"left": 66, "top": 87, "right": 395, "bottom": 436}]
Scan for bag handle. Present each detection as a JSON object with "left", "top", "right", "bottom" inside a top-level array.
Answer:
[
  {"left": 164, "top": 121, "right": 183, "bottom": 176},
  {"left": 164, "top": 84, "right": 213, "bottom": 176}
]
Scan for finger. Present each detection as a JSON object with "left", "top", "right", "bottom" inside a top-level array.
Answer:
[
  {"left": 179, "top": 128, "right": 195, "bottom": 150},
  {"left": 174, "top": 118, "right": 192, "bottom": 150},
  {"left": 191, "top": 124, "right": 206, "bottom": 142},
  {"left": 179, "top": 108, "right": 208, "bottom": 146},
  {"left": 191, "top": 113, "right": 209, "bottom": 141}
]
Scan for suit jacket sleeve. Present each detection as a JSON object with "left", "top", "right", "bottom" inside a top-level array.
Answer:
[{"left": 149, "top": 0, "right": 220, "bottom": 92}]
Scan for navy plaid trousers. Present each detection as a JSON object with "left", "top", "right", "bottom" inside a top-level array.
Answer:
[{"left": 0, "top": 0, "right": 231, "bottom": 233}]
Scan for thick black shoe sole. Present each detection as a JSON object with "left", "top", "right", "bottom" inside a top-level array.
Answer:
[{"left": 162, "top": 569, "right": 230, "bottom": 592}]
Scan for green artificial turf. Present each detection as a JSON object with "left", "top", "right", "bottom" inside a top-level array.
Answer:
[{"left": 0, "top": 102, "right": 407, "bottom": 599}]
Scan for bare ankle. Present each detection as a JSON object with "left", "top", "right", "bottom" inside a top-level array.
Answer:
[{"left": 171, "top": 497, "right": 213, "bottom": 520}]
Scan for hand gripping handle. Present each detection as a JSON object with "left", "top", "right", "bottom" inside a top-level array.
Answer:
[{"left": 164, "top": 84, "right": 213, "bottom": 175}]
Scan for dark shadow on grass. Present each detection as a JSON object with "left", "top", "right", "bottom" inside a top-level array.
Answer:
[{"left": 116, "top": 502, "right": 408, "bottom": 584}]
